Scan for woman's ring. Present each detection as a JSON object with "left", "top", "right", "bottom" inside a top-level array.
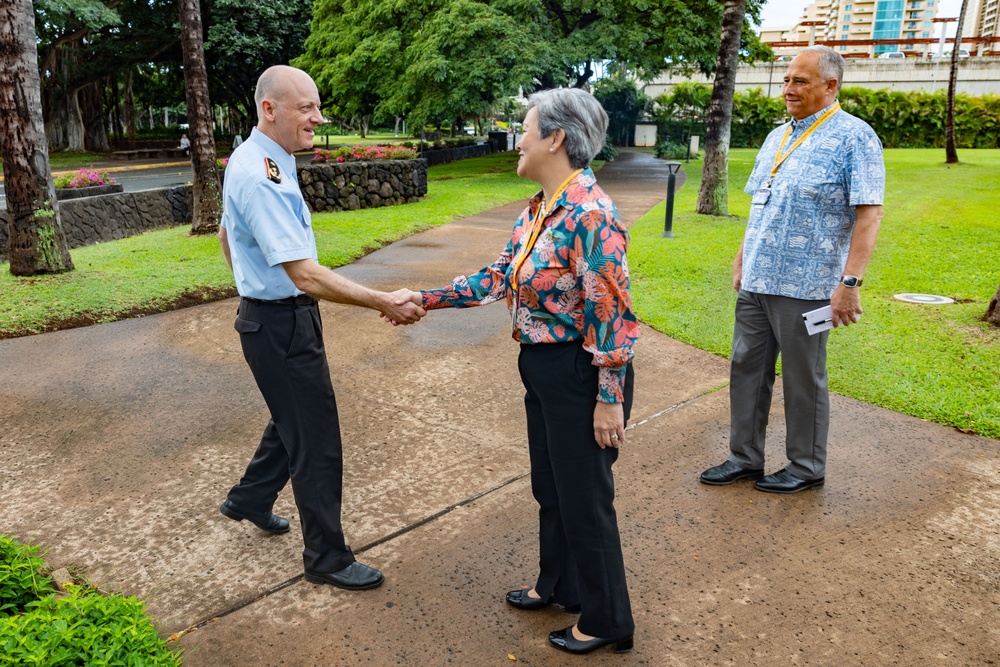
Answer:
[{"left": 611, "top": 434, "right": 618, "bottom": 439}]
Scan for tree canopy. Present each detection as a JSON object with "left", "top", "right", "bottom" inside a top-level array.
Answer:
[{"left": 297, "top": 0, "right": 769, "bottom": 128}]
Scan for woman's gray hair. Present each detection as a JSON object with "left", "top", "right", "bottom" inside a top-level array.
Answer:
[
  {"left": 526, "top": 88, "right": 608, "bottom": 169},
  {"left": 799, "top": 45, "right": 845, "bottom": 93}
]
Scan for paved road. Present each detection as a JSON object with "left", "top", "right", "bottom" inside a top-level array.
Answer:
[{"left": 0, "top": 164, "right": 192, "bottom": 211}]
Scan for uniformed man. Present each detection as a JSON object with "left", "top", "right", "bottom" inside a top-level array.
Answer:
[{"left": 217, "top": 65, "right": 424, "bottom": 590}]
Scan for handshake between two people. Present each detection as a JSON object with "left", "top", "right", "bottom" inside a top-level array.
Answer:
[{"left": 379, "top": 288, "right": 426, "bottom": 326}]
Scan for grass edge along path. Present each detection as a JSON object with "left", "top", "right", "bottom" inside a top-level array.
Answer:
[
  {"left": 0, "top": 152, "right": 536, "bottom": 339},
  {"left": 2, "top": 149, "right": 998, "bottom": 440},
  {"left": 628, "top": 147, "right": 1000, "bottom": 440}
]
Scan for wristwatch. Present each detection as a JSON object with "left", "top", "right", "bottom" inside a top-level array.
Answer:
[{"left": 841, "top": 275, "right": 863, "bottom": 288}]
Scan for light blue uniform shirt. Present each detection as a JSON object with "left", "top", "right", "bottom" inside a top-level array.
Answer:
[
  {"left": 221, "top": 128, "right": 316, "bottom": 300},
  {"left": 742, "top": 103, "right": 885, "bottom": 300}
]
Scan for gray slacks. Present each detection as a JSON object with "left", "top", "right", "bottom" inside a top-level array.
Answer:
[{"left": 728, "top": 290, "right": 830, "bottom": 480}]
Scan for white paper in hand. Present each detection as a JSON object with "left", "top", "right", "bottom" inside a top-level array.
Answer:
[{"left": 802, "top": 305, "right": 833, "bottom": 335}]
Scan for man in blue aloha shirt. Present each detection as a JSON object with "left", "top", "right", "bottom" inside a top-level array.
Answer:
[{"left": 701, "top": 45, "right": 885, "bottom": 494}]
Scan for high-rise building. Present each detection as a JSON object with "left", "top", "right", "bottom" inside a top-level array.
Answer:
[
  {"left": 964, "top": 0, "right": 999, "bottom": 53},
  {"left": 765, "top": 0, "right": 940, "bottom": 56}
]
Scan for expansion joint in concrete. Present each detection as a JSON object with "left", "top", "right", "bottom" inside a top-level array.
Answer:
[{"left": 170, "top": 383, "right": 723, "bottom": 643}]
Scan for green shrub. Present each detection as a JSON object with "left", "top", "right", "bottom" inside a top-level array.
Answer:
[
  {"left": 654, "top": 140, "right": 689, "bottom": 160},
  {"left": 595, "top": 140, "right": 618, "bottom": 161},
  {"left": 0, "top": 536, "right": 53, "bottom": 616},
  {"left": 0, "top": 587, "right": 181, "bottom": 666},
  {"left": 1, "top": 536, "right": 180, "bottom": 666},
  {"left": 652, "top": 84, "right": 1000, "bottom": 149}
]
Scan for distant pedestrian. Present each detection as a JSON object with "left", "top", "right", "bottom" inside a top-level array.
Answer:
[
  {"left": 700, "top": 45, "right": 884, "bottom": 494},
  {"left": 217, "top": 65, "right": 424, "bottom": 591},
  {"left": 178, "top": 133, "right": 190, "bottom": 157}
]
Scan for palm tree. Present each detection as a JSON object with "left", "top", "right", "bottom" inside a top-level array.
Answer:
[
  {"left": 179, "top": 0, "right": 222, "bottom": 234},
  {"left": 945, "top": 0, "right": 969, "bottom": 164},
  {"left": 0, "top": 0, "right": 74, "bottom": 275},
  {"left": 697, "top": 0, "right": 747, "bottom": 215}
]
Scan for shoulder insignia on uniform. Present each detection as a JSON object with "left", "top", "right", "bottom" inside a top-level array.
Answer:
[{"left": 264, "top": 157, "right": 282, "bottom": 184}]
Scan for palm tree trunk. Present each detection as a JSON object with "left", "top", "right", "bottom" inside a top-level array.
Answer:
[
  {"left": 0, "top": 0, "right": 74, "bottom": 275},
  {"left": 945, "top": 0, "right": 970, "bottom": 164},
  {"left": 986, "top": 282, "right": 1000, "bottom": 326},
  {"left": 696, "top": 0, "right": 746, "bottom": 216},
  {"left": 180, "top": 0, "right": 222, "bottom": 234}
]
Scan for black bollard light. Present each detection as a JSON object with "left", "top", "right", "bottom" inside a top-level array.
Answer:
[{"left": 662, "top": 161, "right": 682, "bottom": 238}]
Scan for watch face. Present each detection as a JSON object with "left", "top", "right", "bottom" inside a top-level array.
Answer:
[{"left": 842, "top": 276, "right": 860, "bottom": 287}]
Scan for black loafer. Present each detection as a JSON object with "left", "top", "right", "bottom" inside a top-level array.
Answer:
[
  {"left": 754, "top": 468, "right": 824, "bottom": 494},
  {"left": 506, "top": 589, "right": 581, "bottom": 613},
  {"left": 548, "top": 626, "right": 633, "bottom": 654},
  {"left": 700, "top": 460, "right": 765, "bottom": 485},
  {"left": 219, "top": 499, "right": 290, "bottom": 534},
  {"left": 304, "top": 562, "right": 384, "bottom": 591}
]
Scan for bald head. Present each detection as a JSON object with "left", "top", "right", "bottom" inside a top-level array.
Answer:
[
  {"left": 255, "top": 66, "right": 318, "bottom": 118},
  {"left": 253, "top": 65, "right": 323, "bottom": 154}
]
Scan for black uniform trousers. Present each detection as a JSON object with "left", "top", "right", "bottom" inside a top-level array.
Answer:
[
  {"left": 518, "top": 341, "right": 635, "bottom": 639},
  {"left": 227, "top": 297, "right": 355, "bottom": 574}
]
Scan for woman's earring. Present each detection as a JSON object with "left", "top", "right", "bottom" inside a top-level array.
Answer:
[{"left": 549, "top": 147, "right": 554, "bottom": 152}]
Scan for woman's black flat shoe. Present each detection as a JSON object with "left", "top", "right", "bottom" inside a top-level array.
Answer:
[
  {"left": 548, "top": 626, "right": 634, "bottom": 654},
  {"left": 505, "top": 589, "right": 581, "bottom": 613}
]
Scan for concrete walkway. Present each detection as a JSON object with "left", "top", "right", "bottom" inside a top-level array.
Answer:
[{"left": 0, "top": 151, "right": 997, "bottom": 666}]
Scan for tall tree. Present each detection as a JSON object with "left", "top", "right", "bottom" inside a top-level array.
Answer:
[
  {"left": 297, "top": 0, "right": 770, "bottom": 131},
  {"left": 179, "top": 0, "right": 222, "bottom": 234},
  {"left": 0, "top": 0, "right": 74, "bottom": 275},
  {"left": 696, "top": 0, "right": 749, "bottom": 215},
  {"left": 945, "top": 0, "right": 969, "bottom": 164},
  {"left": 593, "top": 75, "right": 650, "bottom": 147},
  {"left": 204, "top": 0, "right": 313, "bottom": 136},
  {"left": 34, "top": 0, "right": 121, "bottom": 151}
]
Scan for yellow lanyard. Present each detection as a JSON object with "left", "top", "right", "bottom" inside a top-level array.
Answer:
[
  {"left": 768, "top": 102, "right": 840, "bottom": 181},
  {"left": 509, "top": 169, "right": 582, "bottom": 295}
]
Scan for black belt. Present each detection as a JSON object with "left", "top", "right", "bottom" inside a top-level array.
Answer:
[{"left": 242, "top": 294, "right": 317, "bottom": 306}]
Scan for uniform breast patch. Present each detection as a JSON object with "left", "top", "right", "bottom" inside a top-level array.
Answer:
[{"left": 265, "top": 157, "right": 282, "bottom": 184}]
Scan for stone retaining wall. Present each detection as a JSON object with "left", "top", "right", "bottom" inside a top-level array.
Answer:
[
  {"left": 0, "top": 187, "right": 192, "bottom": 263},
  {"left": 1, "top": 158, "right": 429, "bottom": 262},
  {"left": 299, "top": 159, "right": 427, "bottom": 212},
  {"left": 420, "top": 143, "right": 493, "bottom": 167}
]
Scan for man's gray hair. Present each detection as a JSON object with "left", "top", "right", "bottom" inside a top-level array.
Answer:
[
  {"left": 799, "top": 45, "right": 845, "bottom": 93},
  {"left": 527, "top": 88, "right": 608, "bottom": 169}
]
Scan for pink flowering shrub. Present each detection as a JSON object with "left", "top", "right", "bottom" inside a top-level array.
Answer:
[
  {"left": 312, "top": 144, "right": 418, "bottom": 163},
  {"left": 216, "top": 157, "right": 229, "bottom": 169},
  {"left": 53, "top": 168, "right": 117, "bottom": 189}
]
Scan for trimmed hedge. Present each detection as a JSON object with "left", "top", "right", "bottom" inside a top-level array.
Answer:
[{"left": 653, "top": 85, "right": 1000, "bottom": 149}]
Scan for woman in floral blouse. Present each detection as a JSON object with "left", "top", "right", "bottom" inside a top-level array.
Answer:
[{"left": 419, "top": 88, "right": 639, "bottom": 655}]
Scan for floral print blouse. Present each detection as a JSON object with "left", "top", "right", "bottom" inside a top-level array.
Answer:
[{"left": 420, "top": 168, "right": 639, "bottom": 404}]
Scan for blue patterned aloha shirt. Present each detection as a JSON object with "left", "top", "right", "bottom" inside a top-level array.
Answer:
[
  {"left": 742, "top": 102, "right": 885, "bottom": 300},
  {"left": 420, "top": 168, "right": 639, "bottom": 404}
]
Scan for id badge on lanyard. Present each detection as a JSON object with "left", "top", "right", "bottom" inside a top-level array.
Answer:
[{"left": 752, "top": 179, "right": 772, "bottom": 207}]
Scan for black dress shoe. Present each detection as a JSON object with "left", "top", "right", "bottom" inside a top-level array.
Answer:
[
  {"left": 506, "top": 589, "right": 581, "bottom": 613},
  {"left": 754, "top": 468, "right": 824, "bottom": 494},
  {"left": 304, "top": 562, "right": 384, "bottom": 591},
  {"left": 700, "top": 460, "right": 765, "bottom": 485},
  {"left": 219, "top": 499, "right": 290, "bottom": 534},
  {"left": 548, "top": 626, "right": 633, "bottom": 654}
]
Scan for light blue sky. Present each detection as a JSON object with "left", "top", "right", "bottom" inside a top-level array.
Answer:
[{"left": 757, "top": 0, "right": 962, "bottom": 33}]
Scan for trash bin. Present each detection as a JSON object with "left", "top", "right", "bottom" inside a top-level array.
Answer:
[{"left": 487, "top": 131, "right": 509, "bottom": 152}]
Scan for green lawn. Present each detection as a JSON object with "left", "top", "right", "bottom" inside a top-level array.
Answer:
[
  {"left": 0, "top": 151, "right": 535, "bottom": 338},
  {"left": 312, "top": 132, "right": 419, "bottom": 147},
  {"left": 1, "top": 148, "right": 998, "bottom": 440},
  {"left": 628, "top": 148, "right": 1000, "bottom": 439}
]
